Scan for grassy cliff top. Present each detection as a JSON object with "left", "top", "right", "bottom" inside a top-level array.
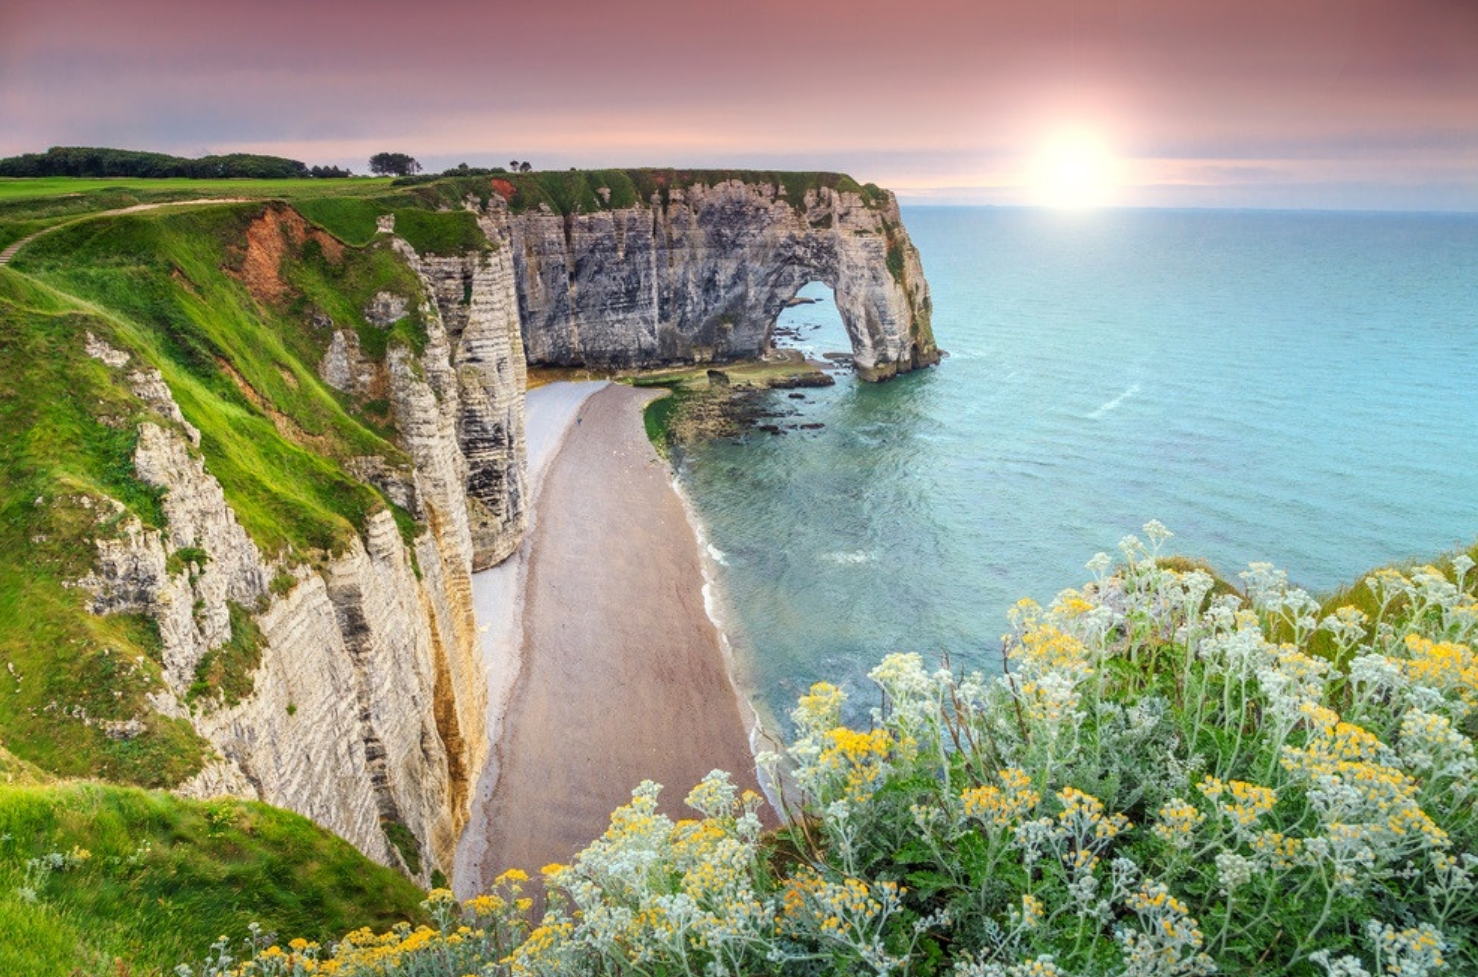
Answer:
[
  {"left": 0, "top": 187, "right": 474, "bottom": 786},
  {"left": 0, "top": 170, "right": 893, "bottom": 251},
  {"left": 404, "top": 168, "right": 893, "bottom": 216},
  {"left": 0, "top": 782, "right": 426, "bottom": 976},
  {"left": 0, "top": 176, "right": 491, "bottom": 253}
]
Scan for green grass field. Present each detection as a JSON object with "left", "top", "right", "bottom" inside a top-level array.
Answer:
[
  {"left": 0, "top": 185, "right": 473, "bottom": 786},
  {"left": 0, "top": 177, "right": 400, "bottom": 251},
  {"left": 0, "top": 782, "right": 426, "bottom": 976},
  {"left": 0, "top": 176, "right": 396, "bottom": 201}
]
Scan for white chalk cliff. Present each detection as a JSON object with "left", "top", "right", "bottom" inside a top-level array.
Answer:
[
  {"left": 71, "top": 175, "right": 936, "bottom": 882},
  {"left": 509, "top": 179, "right": 938, "bottom": 381}
]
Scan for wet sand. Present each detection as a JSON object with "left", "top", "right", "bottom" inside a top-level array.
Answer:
[{"left": 458, "top": 383, "right": 763, "bottom": 889}]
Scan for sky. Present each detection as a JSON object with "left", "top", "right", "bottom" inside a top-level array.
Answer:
[{"left": 3, "top": 0, "right": 1477, "bottom": 209}]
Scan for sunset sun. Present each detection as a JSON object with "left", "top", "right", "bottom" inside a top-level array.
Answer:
[{"left": 1029, "top": 131, "right": 1122, "bottom": 208}]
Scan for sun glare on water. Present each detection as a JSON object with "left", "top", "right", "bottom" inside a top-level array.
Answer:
[{"left": 1029, "top": 132, "right": 1122, "bottom": 208}]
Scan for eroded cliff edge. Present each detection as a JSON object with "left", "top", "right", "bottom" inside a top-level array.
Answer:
[
  {"left": 502, "top": 172, "right": 939, "bottom": 381},
  {"left": 0, "top": 171, "right": 936, "bottom": 885},
  {"left": 4, "top": 199, "right": 527, "bottom": 884}
]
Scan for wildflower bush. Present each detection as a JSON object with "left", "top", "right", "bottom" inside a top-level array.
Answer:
[{"left": 190, "top": 524, "right": 1478, "bottom": 977}]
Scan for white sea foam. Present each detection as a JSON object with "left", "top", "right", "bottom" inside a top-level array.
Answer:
[
  {"left": 672, "top": 473, "right": 782, "bottom": 812},
  {"left": 822, "top": 549, "right": 879, "bottom": 565},
  {"left": 1088, "top": 382, "right": 1140, "bottom": 419}
]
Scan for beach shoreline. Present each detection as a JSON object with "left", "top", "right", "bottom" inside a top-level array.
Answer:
[
  {"left": 667, "top": 472, "right": 791, "bottom": 814},
  {"left": 453, "top": 381, "right": 607, "bottom": 897},
  {"left": 455, "top": 382, "right": 766, "bottom": 895}
]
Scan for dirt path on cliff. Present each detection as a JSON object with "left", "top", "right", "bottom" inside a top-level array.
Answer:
[
  {"left": 473, "top": 383, "right": 765, "bottom": 882},
  {"left": 0, "top": 198, "right": 248, "bottom": 266}
]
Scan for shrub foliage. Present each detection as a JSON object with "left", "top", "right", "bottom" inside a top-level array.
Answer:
[
  {"left": 0, "top": 146, "right": 317, "bottom": 179},
  {"left": 189, "top": 524, "right": 1478, "bottom": 977}
]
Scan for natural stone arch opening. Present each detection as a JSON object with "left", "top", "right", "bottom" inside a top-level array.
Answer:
[
  {"left": 765, "top": 280, "right": 853, "bottom": 365},
  {"left": 707, "top": 219, "right": 936, "bottom": 382},
  {"left": 507, "top": 179, "right": 940, "bottom": 382}
]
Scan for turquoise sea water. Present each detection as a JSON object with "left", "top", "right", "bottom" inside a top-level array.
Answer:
[{"left": 677, "top": 207, "right": 1478, "bottom": 730}]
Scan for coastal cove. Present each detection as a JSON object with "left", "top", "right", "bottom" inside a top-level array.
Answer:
[
  {"left": 680, "top": 206, "right": 1478, "bottom": 733},
  {"left": 455, "top": 382, "right": 764, "bottom": 894},
  {"left": 4, "top": 171, "right": 1478, "bottom": 974},
  {"left": 455, "top": 206, "right": 1478, "bottom": 880}
]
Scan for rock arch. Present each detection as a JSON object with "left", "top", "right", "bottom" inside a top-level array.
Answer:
[{"left": 506, "top": 178, "right": 940, "bottom": 381}]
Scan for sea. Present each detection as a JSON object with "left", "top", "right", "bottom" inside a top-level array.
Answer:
[{"left": 675, "top": 206, "right": 1478, "bottom": 732}]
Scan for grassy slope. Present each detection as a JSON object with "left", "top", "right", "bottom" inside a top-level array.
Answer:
[
  {"left": 0, "top": 187, "right": 491, "bottom": 787},
  {"left": 443, "top": 167, "right": 885, "bottom": 215},
  {"left": 0, "top": 181, "right": 500, "bottom": 977},
  {"left": 0, "top": 176, "right": 493, "bottom": 255},
  {"left": 0, "top": 177, "right": 397, "bottom": 251},
  {"left": 0, "top": 269, "right": 211, "bottom": 785},
  {"left": 0, "top": 782, "right": 426, "bottom": 976}
]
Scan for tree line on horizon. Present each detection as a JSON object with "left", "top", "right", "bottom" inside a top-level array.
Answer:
[
  {"left": 0, "top": 146, "right": 353, "bottom": 179},
  {"left": 0, "top": 146, "right": 537, "bottom": 181},
  {"left": 369, "top": 153, "right": 534, "bottom": 176}
]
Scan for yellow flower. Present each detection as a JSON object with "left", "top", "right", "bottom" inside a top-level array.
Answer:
[
  {"left": 961, "top": 767, "right": 1040, "bottom": 829},
  {"left": 1152, "top": 798, "right": 1204, "bottom": 849},
  {"left": 817, "top": 726, "right": 893, "bottom": 801},
  {"left": 794, "top": 682, "right": 845, "bottom": 734},
  {"left": 1020, "top": 893, "right": 1045, "bottom": 929},
  {"left": 1198, "top": 776, "right": 1276, "bottom": 829},
  {"left": 464, "top": 894, "right": 506, "bottom": 916},
  {"left": 1250, "top": 830, "right": 1303, "bottom": 870},
  {"left": 1403, "top": 634, "right": 1478, "bottom": 711},
  {"left": 1057, "top": 785, "right": 1130, "bottom": 841}
]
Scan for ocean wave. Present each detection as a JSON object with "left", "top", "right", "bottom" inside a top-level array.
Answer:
[
  {"left": 821, "top": 550, "right": 879, "bottom": 565},
  {"left": 1088, "top": 382, "right": 1140, "bottom": 419}
]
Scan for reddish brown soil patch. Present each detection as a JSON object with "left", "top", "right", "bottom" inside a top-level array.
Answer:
[
  {"left": 232, "top": 205, "right": 345, "bottom": 305},
  {"left": 490, "top": 178, "right": 517, "bottom": 202}
]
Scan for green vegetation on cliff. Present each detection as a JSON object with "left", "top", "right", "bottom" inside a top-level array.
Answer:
[
  {"left": 0, "top": 174, "right": 495, "bottom": 253},
  {"left": 406, "top": 168, "right": 885, "bottom": 216},
  {"left": 0, "top": 782, "right": 425, "bottom": 976},
  {"left": 0, "top": 180, "right": 498, "bottom": 787}
]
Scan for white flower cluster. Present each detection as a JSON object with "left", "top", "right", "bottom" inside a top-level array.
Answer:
[{"left": 195, "top": 524, "right": 1478, "bottom": 977}]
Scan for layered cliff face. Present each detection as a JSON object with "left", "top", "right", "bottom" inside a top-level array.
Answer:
[
  {"left": 22, "top": 200, "right": 529, "bottom": 883},
  {"left": 391, "top": 218, "right": 528, "bottom": 570},
  {"left": 509, "top": 178, "right": 939, "bottom": 381},
  {"left": 0, "top": 172, "right": 933, "bottom": 885}
]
